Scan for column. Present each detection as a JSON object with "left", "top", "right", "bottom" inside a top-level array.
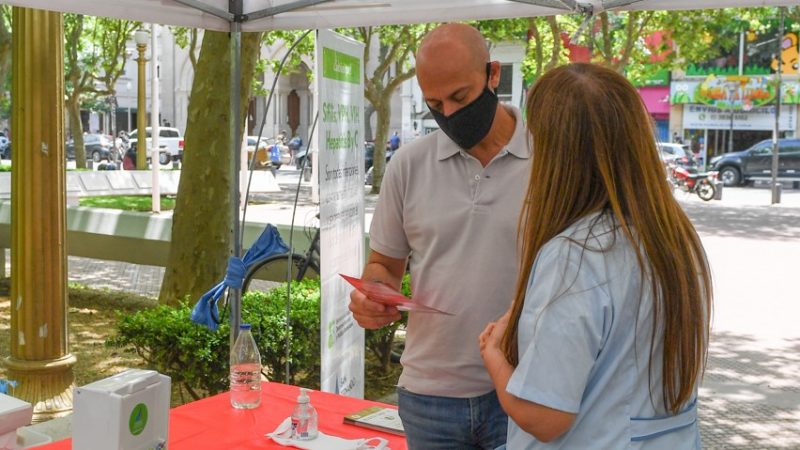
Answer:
[{"left": 5, "top": 7, "right": 75, "bottom": 422}]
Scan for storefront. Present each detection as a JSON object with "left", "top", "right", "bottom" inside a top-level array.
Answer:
[
  {"left": 670, "top": 75, "right": 800, "bottom": 164},
  {"left": 636, "top": 69, "right": 671, "bottom": 142}
]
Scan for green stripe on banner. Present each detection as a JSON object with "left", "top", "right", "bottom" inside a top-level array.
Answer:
[{"left": 323, "top": 47, "right": 360, "bottom": 84}]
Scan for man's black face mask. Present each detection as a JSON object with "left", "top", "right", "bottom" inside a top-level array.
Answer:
[{"left": 429, "top": 63, "right": 498, "bottom": 150}]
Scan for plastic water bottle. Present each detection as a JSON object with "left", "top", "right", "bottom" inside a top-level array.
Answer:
[
  {"left": 290, "top": 388, "right": 318, "bottom": 440},
  {"left": 230, "top": 324, "right": 262, "bottom": 409}
]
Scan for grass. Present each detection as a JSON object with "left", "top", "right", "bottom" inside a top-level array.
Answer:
[
  {"left": 0, "top": 282, "right": 401, "bottom": 407},
  {"left": 0, "top": 282, "right": 155, "bottom": 391},
  {"left": 79, "top": 195, "right": 176, "bottom": 212}
]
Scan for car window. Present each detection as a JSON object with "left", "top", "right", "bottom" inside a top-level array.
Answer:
[
  {"left": 247, "top": 138, "right": 256, "bottom": 146},
  {"left": 658, "top": 144, "right": 676, "bottom": 155},
  {"left": 779, "top": 141, "right": 800, "bottom": 154},
  {"left": 160, "top": 129, "right": 179, "bottom": 138},
  {"left": 750, "top": 142, "right": 772, "bottom": 155}
]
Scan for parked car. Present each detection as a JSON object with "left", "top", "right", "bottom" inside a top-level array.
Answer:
[
  {"left": 364, "top": 140, "right": 396, "bottom": 172},
  {"left": 66, "top": 134, "right": 114, "bottom": 162},
  {"left": 245, "top": 136, "right": 290, "bottom": 170},
  {"left": 129, "top": 127, "right": 184, "bottom": 164},
  {"left": 710, "top": 138, "right": 800, "bottom": 186},
  {"left": 0, "top": 132, "right": 10, "bottom": 159},
  {"left": 657, "top": 142, "right": 698, "bottom": 172}
]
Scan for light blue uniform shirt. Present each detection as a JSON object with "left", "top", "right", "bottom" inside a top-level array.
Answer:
[{"left": 505, "top": 212, "right": 702, "bottom": 449}]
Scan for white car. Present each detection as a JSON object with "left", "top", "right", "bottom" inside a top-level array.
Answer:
[
  {"left": 657, "top": 142, "right": 698, "bottom": 171},
  {"left": 129, "top": 127, "right": 184, "bottom": 164}
]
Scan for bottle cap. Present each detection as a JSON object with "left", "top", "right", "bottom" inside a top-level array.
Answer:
[
  {"left": 298, "top": 387, "right": 310, "bottom": 403},
  {"left": 239, "top": 324, "right": 252, "bottom": 330}
]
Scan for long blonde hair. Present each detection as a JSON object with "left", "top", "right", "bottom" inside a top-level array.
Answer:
[{"left": 502, "top": 63, "right": 712, "bottom": 414}]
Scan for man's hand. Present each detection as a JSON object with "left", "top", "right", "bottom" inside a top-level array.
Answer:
[
  {"left": 349, "top": 287, "right": 402, "bottom": 329},
  {"left": 348, "top": 251, "right": 407, "bottom": 330}
]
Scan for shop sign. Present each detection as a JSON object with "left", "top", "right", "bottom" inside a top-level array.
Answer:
[
  {"left": 671, "top": 76, "right": 800, "bottom": 107},
  {"left": 682, "top": 104, "right": 796, "bottom": 131}
]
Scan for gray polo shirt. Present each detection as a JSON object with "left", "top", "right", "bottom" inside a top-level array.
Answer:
[{"left": 370, "top": 106, "right": 531, "bottom": 398}]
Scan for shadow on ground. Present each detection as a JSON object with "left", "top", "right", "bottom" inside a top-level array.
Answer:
[
  {"left": 680, "top": 201, "right": 800, "bottom": 241},
  {"left": 699, "top": 331, "right": 800, "bottom": 449}
]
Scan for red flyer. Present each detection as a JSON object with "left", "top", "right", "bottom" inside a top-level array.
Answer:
[{"left": 340, "top": 274, "right": 453, "bottom": 315}]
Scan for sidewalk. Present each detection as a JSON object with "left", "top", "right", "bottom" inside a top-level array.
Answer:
[{"left": 21, "top": 180, "right": 800, "bottom": 449}]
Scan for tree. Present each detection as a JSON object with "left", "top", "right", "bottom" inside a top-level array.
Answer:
[
  {"left": 476, "top": 17, "right": 563, "bottom": 84},
  {"left": 342, "top": 25, "right": 431, "bottom": 194},
  {"left": 172, "top": 27, "right": 200, "bottom": 71},
  {"left": 64, "top": 15, "right": 138, "bottom": 168},
  {"left": 158, "top": 30, "right": 262, "bottom": 306},
  {"left": 0, "top": 7, "right": 11, "bottom": 123}
]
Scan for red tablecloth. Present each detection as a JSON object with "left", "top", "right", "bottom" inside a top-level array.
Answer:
[{"left": 39, "top": 382, "right": 406, "bottom": 450}]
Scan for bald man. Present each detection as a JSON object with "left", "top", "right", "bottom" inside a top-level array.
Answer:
[{"left": 349, "top": 24, "right": 531, "bottom": 449}]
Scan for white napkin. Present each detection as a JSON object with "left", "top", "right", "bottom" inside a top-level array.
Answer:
[{"left": 266, "top": 417, "right": 389, "bottom": 450}]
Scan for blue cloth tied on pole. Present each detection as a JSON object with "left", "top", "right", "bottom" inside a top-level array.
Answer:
[{"left": 191, "top": 224, "right": 290, "bottom": 330}]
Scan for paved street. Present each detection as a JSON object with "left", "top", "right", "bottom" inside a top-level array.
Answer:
[
  {"left": 26, "top": 176, "right": 800, "bottom": 448},
  {"left": 676, "top": 187, "right": 800, "bottom": 449}
]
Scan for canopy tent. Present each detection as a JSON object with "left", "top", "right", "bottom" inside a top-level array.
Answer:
[
  {"left": 5, "top": 0, "right": 795, "bottom": 345},
  {"left": 2, "top": 0, "right": 797, "bottom": 31}
]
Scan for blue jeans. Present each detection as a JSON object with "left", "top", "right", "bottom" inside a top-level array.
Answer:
[{"left": 397, "top": 387, "right": 508, "bottom": 450}]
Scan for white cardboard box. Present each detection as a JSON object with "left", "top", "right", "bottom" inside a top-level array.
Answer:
[
  {"left": 0, "top": 393, "right": 32, "bottom": 450},
  {"left": 72, "top": 369, "right": 170, "bottom": 450},
  {"left": 0, "top": 393, "right": 32, "bottom": 436}
]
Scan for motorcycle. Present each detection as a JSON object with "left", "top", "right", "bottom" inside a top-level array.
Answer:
[{"left": 667, "top": 163, "right": 718, "bottom": 202}]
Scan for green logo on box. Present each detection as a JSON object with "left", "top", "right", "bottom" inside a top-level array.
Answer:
[
  {"left": 323, "top": 47, "right": 360, "bottom": 84},
  {"left": 129, "top": 403, "right": 148, "bottom": 436}
]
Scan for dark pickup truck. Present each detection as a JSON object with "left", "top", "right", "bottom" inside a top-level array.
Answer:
[{"left": 710, "top": 139, "right": 800, "bottom": 186}]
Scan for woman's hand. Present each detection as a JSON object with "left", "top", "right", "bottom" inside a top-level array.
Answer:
[{"left": 479, "top": 310, "right": 511, "bottom": 375}]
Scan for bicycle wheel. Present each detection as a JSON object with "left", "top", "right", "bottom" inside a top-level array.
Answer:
[{"left": 243, "top": 253, "right": 320, "bottom": 292}]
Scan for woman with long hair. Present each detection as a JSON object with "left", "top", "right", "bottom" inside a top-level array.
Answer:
[{"left": 479, "top": 63, "right": 712, "bottom": 449}]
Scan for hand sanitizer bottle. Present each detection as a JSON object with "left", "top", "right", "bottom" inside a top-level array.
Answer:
[{"left": 290, "top": 388, "right": 318, "bottom": 440}]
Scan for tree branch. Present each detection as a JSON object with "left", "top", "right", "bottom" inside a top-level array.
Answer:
[
  {"left": 189, "top": 29, "right": 198, "bottom": 69},
  {"left": 601, "top": 12, "right": 612, "bottom": 62},
  {"left": 527, "top": 17, "right": 543, "bottom": 79},
  {"left": 617, "top": 11, "right": 654, "bottom": 70},
  {"left": 384, "top": 67, "right": 416, "bottom": 98},
  {"left": 546, "top": 16, "right": 560, "bottom": 72},
  {"left": 373, "top": 26, "right": 408, "bottom": 82}
]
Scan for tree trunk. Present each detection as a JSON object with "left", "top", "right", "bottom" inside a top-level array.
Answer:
[
  {"left": 369, "top": 99, "right": 390, "bottom": 195},
  {"left": 527, "top": 18, "right": 543, "bottom": 79},
  {"left": 158, "top": 30, "right": 262, "bottom": 306},
  {"left": 546, "top": 16, "right": 560, "bottom": 72},
  {"left": 66, "top": 96, "right": 86, "bottom": 168},
  {"left": 364, "top": 103, "right": 375, "bottom": 140},
  {"left": 0, "top": 8, "right": 11, "bottom": 117},
  {"left": 601, "top": 12, "right": 612, "bottom": 63}
]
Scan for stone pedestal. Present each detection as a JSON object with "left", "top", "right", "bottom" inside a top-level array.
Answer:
[{"left": 5, "top": 7, "right": 74, "bottom": 422}]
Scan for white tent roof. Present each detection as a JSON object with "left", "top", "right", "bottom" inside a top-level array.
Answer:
[{"left": 3, "top": 0, "right": 797, "bottom": 31}]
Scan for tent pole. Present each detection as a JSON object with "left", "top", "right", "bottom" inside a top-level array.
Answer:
[{"left": 229, "top": 6, "right": 243, "bottom": 346}]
